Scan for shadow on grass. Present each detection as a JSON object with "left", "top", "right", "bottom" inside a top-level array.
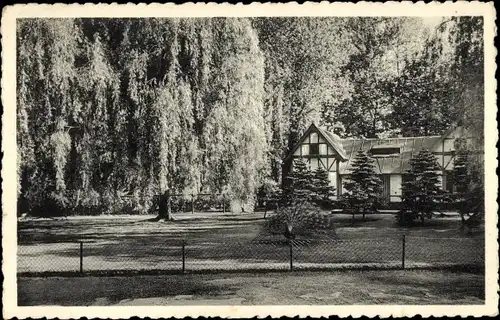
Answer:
[
  {"left": 361, "top": 268, "right": 485, "bottom": 300},
  {"left": 18, "top": 216, "right": 266, "bottom": 245},
  {"left": 333, "top": 218, "right": 383, "bottom": 228},
  {"left": 18, "top": 275, "right": 233, "bottom": 306}
]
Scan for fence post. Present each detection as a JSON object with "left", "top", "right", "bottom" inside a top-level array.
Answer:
[
  {"left": 222, "top": 196, "right": 226, "bottom": 214},
  {"left": 182, "top": 241, "right": 186, "bottom": 274},
  {"left": 79, "top": 241, "right": 84, "bottom": 274},
  {"left": 264, "top": 197, "right": 267, "bottom": 218},
  {"left": 289, "top": 240, "right": 293, "bottom": 271},
  {"left": 191, "top": 193, "right": 195, "bottom": 214},
  {"left": 401, "top": 235, "right": 406, "bottom": 269}
]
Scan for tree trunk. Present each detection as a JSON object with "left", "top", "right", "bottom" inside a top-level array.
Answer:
[
  {"left": 460, "top": 212, "right": 466, "bottom": 230},
  {"left": 154, "top": 191, "right": 172, "bottom": 221},
  {"left": 263, "top": 200, "right": 267, "bottom": 219}
]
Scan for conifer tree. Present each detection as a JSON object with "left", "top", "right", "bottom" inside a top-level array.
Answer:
[
  {"left": 342, "top": 151, "right": 383, "bottom": 221},
  {"left": 398, "top": 149, "right": 443, "bottom": 226},
  {"left": 452, "top": 150, "right": 484, "bottom": 228},
  {"left": 282, "top": 159, "right": 314, "bottom": 205},
  {"left": 311, "top": 167, "right": 335, "bottom": 208}
]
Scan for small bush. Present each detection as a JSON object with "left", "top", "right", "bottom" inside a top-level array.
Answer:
[{"left": 395, "top": 210, "right": 419, "bottom": 227}]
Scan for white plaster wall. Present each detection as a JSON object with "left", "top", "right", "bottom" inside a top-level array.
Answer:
[
  {"left": 310, "top": 158, "right": 319, "bottom": 171},
  {"left": 339, "top": 175, "right": 350, "bottom": 195},
  {"left": 435, "top": 154, "right": 443, "bottom": 167},
  {"left": 390, "top": 174, "right": 402, "bottom": 202},
  {"left": 443, "top": 138, "right": 456, "bottom": 151},
  {"left": 328, "top": 171, "right": 337, "bottom": 189},
  {"left": 327, "top": 145, "right": 336, "bottom": 155}
]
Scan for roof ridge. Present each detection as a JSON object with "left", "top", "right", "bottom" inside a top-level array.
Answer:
[{"left": 341, "top": 135, "right": 443, "bottom": 141}]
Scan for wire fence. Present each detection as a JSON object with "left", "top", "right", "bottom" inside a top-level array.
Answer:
[
  {"left": 17, "top": 236, "right": 484, "bottom": 276},
  {"left": 161, "top": 193, "right": 230, "bottom": 214}
]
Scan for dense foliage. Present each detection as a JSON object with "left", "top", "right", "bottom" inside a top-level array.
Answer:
[
  {"left": 282, "top": 159, "right": 334, "bottom": 207},
  {"left": 16, "top": 17, "right": 484, "bottom": 216},
  {"left": 282, "top": 159, "right": 314, "bottom": 205},
  {"left": 342, "top": 151, "right": 383, "bottom": 221},
  {"left": 397, "top": 149, "right": 443, "bottom": 226},
  {"left": 311, "top": 167, "right": 336, "bottom": 208},
  {"left": 17, "top": 18, "right": 266, "bottom": 216},
  {"left": 451, "top": 150, "right": 484, "bottom": 228},
  {"left": 270, "top": 159, "right": 335, "bottom": 239}
]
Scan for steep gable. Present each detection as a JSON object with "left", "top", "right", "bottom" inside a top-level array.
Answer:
[{"left": 284, "top": 123, "right": 348, "bottom": 162}]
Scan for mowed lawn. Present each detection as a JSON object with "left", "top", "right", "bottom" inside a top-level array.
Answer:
[
  {"left": 18, "top": 269, "right": 485, "bottom": 305},
  {"left": 17, "top": 212, "right": 485, "bottom": 273}
]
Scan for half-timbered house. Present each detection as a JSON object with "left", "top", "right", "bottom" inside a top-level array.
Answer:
[{"left": 282, "top": 123, "right": 479, "bottom": 205}]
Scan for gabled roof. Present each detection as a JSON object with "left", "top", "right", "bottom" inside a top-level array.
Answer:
[
  {"left": 284, "top": 123, "right": 348, "bottom": 162},
  {"left": 429, "top": 125, "right": 466, "bottom": 151},
  {"left": 339, "top": 136, "right": 442, "bottom": 174},
  {"left": 285, "top": 123, "right": 471, "bottom": 174},
  {"left": 316, "top": 126, "right": 348, "bottom": 161}
]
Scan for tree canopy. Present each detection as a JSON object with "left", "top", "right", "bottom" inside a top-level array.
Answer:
[{"left": 17, "top": 17, "right": 484, "bottom": 216}]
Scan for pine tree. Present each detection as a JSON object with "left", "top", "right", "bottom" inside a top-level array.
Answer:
[
  {"left": 342, "top": 151, "right": 383, "bottom": 221},
  {"left": 311, "top": 167, "right": 335, "bottom": 208},
  {"left": 452, "top": 150, "right": 484, "bottom": 229},
  {"left": 283, "top": 159, "right": 314, "bottom": 205},
  {"left": 398, "top": 149, "right": 443, "bottom": 226}
]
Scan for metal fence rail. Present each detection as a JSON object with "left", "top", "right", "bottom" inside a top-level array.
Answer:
[{"left": 17, "top": 236, "right": 485, "bottom": 276}]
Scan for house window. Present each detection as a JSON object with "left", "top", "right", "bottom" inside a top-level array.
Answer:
[
  {"left": 310, "top": 143, "right": 319, "bottom": 155},
  {"left": 310, "top": 132, "right": 318, "bottom": 143},
  {"left": 370, "top": 146, "right": 401, "bottom": 157},
  {"left": 319, "top": 143, "right": 327, "bottom": 155},
  {"left": 301, "top": 144, "right": 309, "bottom": 156}
]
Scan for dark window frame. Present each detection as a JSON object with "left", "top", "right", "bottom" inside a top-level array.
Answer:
[
  {"left": 310, "top": 143, "right": 319, "bottom": 155},
  {"left": 370, "top": 147, "right": 401, "bottom": 156}
]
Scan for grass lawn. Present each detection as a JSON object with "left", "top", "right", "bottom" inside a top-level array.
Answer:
[
  {"left": 17, "top": 212, "right": 484, "bottom": 273},
  {"left": 18, "top": 269, "right": 485, "bottom": 305}
]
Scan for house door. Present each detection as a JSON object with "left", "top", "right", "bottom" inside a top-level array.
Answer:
[{"left": 381, "top": 175, "right": 391, "bottom": 202}]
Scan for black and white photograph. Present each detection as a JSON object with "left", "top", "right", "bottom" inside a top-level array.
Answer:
[{"left": 2, "top": 2, "right": 498, "bottom": 318}]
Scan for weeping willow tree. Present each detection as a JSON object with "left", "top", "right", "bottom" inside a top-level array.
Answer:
[
  {"left": 202, "top": 18, "right": 267, "bottom": 211},
  {"left": 17, "top": 18, "right": 267, "bottom": 216},
  {"left": 17, "top": 19, "right": 81, "bottom": 216}
]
